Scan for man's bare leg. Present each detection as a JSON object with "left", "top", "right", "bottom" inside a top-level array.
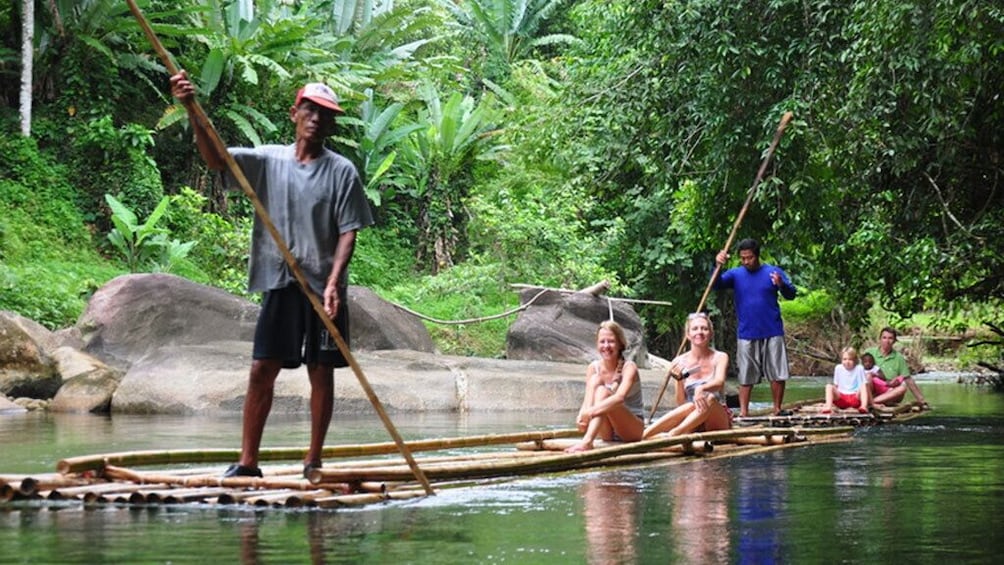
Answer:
[
  {"left": 738, "top": 384, "right": 753, "bottom": 417},
  {"left": 239, "top": 359, "right": 282, "bottom": 468},
  {"left": 771, "top": 380, "right": 786, "bottom": 414},
  {"left": 305, "top": 364, "right": 335, "bottom": 467}
]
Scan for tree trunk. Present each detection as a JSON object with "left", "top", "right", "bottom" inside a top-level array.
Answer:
[{"left": 20, "top": 0, "right": 34, "bottom": 137}]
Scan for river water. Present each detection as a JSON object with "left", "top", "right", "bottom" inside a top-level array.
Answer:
[{"left": 1, "top": 378, "right": 1002, "bottom": 564}]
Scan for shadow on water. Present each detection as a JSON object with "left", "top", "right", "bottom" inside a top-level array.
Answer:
[{"left": 1, "top": 381, "right": 1002, "bottom": 563}]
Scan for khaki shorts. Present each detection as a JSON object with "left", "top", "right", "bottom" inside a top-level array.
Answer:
[{"left": 736, "top": 336, "right": 789, "bottom": 385}]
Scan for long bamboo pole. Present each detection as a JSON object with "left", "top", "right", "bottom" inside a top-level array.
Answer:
[
  {"left": 648, "top": 112, "right": 794, "bottom": 421},
  {"left": 123, "top": 0, "right": 432, "bottom": 495},
  {"left": 309, "top": 426, "right": 847, "bottom": 483},
  {"left": 56, "top": 429, "right": 581, "bottom": 474}
]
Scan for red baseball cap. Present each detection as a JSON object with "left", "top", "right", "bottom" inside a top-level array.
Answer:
[{"left": 295, "top": 83, "right": 344, "bottom": 114}]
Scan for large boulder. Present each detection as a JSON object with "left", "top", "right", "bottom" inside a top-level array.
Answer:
[
  {"left": 76, "top": 273, "right": 261, "bottom": 368},
  {"left": 77, "top": 274, "right": 436, "bottom": 371},
  {"left": 110, "top": 347, "right": 669, "bottom": 415},
  {"left": 0, "top": 311, "right": 61, "bottom": 398},
  {"left": 347, "top": 286, "right": 436, "bottom": 353},
  {"left": 506, "top": 289, "right": 650, "bottom": 368}
]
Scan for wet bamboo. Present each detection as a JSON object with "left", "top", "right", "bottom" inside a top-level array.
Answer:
[
  {"left": 324, "top": 449, "right": 546, "bottom": 470},
  {"left": 0, "top": 473, "right": 88, "bottom": 496},
  {"left": 123, "top": 0, "right": 432, "bottom": 496},
  {"left": 730, "top": 435, "right": 792, "bottom": 446},
  {"left": 312, "top": 492, "right": 387, "bottom": 508},
  {"left": 216, "top": 489, "right": 308, "bottom": 505},
  {"left": 57, "top": 429, "right": 580, "bottom": 474},
  {"left": 82, "top": 484, "right": 150, "bottom": 505},
  {"left": 48, "top": 482, "right": 145, "bottom": 501},
  {"left": 151, "top": 487, "right": 231, "bottom": 504},
  {"left": 102, "top": 465, "right": 348, "bottom": 492},
  {"left": 310, "top": 428, "right": 826, "bottom": 483},
  {"left": 516, "top": 439, "right": 713, "bottom": 454},
  {"left": 244, "top": 489, "right": 327, "bottom": 508}
]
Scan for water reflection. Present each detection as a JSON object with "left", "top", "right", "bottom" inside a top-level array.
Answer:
[
  {"left": 736, "top": 456, "right": 789, "bottom": 564},
  {"left": 671, "top": 465, "right": 731, "bottom": 562},
  {"left": 580, "top": 479, "right": 638, "bottom": 564},
  {"left": 1, "top": 384, "right": 1002, "bottom": 563}
]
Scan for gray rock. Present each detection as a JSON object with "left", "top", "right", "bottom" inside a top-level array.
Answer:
[
  {"left": 347, "top": 286, "right": 436, "bottom": 353},
  {"left": 110, "top": 347, "right": 668, "bottom": 415},
  {"left": 49, "top": 347, "right": 124, "bottom": 413},
  {"left": 76, "top": 273, "right": 260, "bottom": 368},
  {"left": 506, "top": 289, "right": 650, "bottom": 367},
  {"left": 0, "top": 311, "right": 61, "bottom": 398},
  {"left": 0, "top": 394, "right": 27, "bottom": 414}
]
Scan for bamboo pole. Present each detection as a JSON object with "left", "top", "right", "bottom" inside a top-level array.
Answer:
[
  {"left": 57, "top": 429, "right": 581, "bottom": 474},
  {"left": 162, "top": 487, "right": 234, "bottom": 505},
  {"left": 123, "top": 0, "right": 433, "bottom": 496},
  {"left": 216, "top": 489, "right": 308, "bottom": 505},
  {"left": 101, "top": 465, "right": 349, "bottom": 493},
  {"left": 648, "top": 111, "right": 794, "bottom": 421},
  {"left": 309, "top": 427, "right": 842, "bottom": 483},
  {"left": 515, "top": 439, "right": 713, "bottom": 454},
  {"left": 48, "top": 482, "right": 144, "bottom": 501},
  {"left": 83, "top": 484, "right": 150, "bottom": 505}
]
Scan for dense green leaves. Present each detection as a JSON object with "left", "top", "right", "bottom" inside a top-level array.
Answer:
[{"left": 1, "top": 0, "right": 1000, "bottom": 356}]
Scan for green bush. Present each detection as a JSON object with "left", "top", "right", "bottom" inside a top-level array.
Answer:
[
  {"left": 164, "top": 187, "right": 253, "bottom": 298},
  {"left": 0, "top": 258, "right": 121, "bottom": 329},
  {"left": 781, "top": 289, "right": 838, "bottom": 324},
  {"left": 351, "top": 224, "right": 419, "bottom": 292},
  {"left": 0, "top": 135, "right": 92, "bottom": 250},
  {"left": 382, "top": 262, "right": 522, "bottom": 357},
  {"left": 0, "top": 134, "right": 124, "bottom": 328}
]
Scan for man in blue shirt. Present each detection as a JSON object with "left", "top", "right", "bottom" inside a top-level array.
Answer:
[{"left": 714, "top": 239, "right": 797, "bottom": 416}]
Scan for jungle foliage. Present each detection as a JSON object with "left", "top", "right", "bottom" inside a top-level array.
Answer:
[{"left": 1, "top": 0, "right": 1000, "bottom": 364}]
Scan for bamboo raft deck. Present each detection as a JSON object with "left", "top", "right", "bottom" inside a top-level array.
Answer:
[
  {"left": 732, "top": 399, "right": 931, "bottom": 427},
  {"left": 1, "top": 426, "right": 852, "bottom": 510}
]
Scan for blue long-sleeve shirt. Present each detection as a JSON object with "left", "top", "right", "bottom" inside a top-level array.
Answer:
[{"left": 713, "top": 263, "right": 796, "bottom": 340}]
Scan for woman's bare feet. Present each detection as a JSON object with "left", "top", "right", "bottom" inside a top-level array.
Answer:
[{"left": 564, "top": 442, "right": 592, "bottom": 453}]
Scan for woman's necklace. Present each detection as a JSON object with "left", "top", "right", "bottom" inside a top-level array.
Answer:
[{"left": 599, "top": 359, "right": 624, "bottom": 385}]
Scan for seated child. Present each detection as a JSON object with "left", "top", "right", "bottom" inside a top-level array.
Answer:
[{"left": 822, "top": 347, "right": 869, "bottom": 414}]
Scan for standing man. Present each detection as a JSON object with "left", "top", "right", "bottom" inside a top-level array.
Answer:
[
  {"left": 714, "top": 238, "right": 797, "bottom": 417},
  {"left": 864, "top": 327, "right": 929, "bottom": 408},
  {"left": 171, "top": 72, "right": 374, "bottom": 478}
]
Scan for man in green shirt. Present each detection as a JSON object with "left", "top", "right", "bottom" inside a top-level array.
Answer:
[{"left": 864, "top": 327, "right": 929, "bottom": 408}]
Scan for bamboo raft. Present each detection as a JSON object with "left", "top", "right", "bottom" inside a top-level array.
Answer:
[
  {"left": 1, "top": 426, "right": 854, "bottom": 510},
  {"left": 732, "top": 399, "right": 931, "bottom": 428}
]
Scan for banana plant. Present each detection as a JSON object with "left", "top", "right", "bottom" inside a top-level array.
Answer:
[
  {"left": 436, "top": 0, "right": 580, "bottom": 81},
  {"left": 335, "top": 88, "right": 424, "bottom": 205},
  {"left": 156, "top": 0, "right": 332, "bottom": 144},
  {"left": 105, "top": 193, "right": 193, "bottom": 273},
  {"left": 396, "top": 81, "right": 507, "bottom": 271}
]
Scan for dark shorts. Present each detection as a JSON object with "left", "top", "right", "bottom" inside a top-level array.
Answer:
[{"left": 253, "top": 285, "right": 349, "bottom": 369}]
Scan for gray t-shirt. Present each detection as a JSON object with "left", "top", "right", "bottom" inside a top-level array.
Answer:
[{"left": 226, "top": 144, "right": 373, "bottom": 296}]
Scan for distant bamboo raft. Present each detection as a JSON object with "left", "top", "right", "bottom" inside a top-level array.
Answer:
[
  {"left": 733, "top": 399, "right": 930, "bottom": 427},
  {"left": 2, "top": 426, "right": 853, "bottom": 510}
]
